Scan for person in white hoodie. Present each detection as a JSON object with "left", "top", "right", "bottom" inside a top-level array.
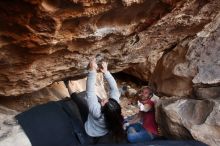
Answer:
[{"left": 65, "top": 58, "right": 125, "bottom": 144}]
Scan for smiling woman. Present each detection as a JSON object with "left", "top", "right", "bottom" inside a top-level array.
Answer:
[{"left": 124, "top": 86, "right": 159, "bottom": 143}]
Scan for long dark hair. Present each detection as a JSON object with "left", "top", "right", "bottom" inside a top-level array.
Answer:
[{"left": 102, "top": 98, "right": 124, "bottom": 141}]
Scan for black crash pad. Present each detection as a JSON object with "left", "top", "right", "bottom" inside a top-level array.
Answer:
[
  {"left": 83, "top": 140, "right": 208, "bottom": 146},
  {"left": 16, "top": 99, "right": 207, "bottom": 146},
  {"left": 15, "top": 100, "right": 88, "bottom": 146}
]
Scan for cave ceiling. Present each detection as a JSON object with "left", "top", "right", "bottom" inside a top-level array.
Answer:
[{"left": 0, "top": 0, "right": 219, "bottom": 96}]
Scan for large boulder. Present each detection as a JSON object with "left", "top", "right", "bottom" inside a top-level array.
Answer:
[
  {"left": 126, "top": 0, "right": 220, "bottom": 82},
  {"left": 156, "top": 97, "right": 220, "bottom": 146},
  {"left": 153, "top": 11, "right": 220, "bottom": 146},
  {"left": 150, "top": 11, "right": 220, "bottom": 97},
  {"left": 0, "top": 105, "right": 31, "bottom": 146}
]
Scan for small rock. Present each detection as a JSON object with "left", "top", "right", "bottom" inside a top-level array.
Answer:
[{"left": 3, "top": 119, "right": 18, "bottom": 126}]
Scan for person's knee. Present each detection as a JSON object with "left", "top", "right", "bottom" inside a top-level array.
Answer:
[
  {"left": 127, "top": 134, "right": 147, "bottom": 143},
  {"left": 127, "top": 134, "right": 138, "bottom": 143},
  {"left": 127, "top": 130, "right": 153, "bottom": 143},
  {"left": 127, "top": 127, "right": 136, "bottom": 134},
  {"left": 127, "top": 130, "right": 145, "bottom": 143}
]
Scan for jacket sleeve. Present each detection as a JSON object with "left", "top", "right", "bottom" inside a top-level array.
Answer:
[
  {"left": 104, "top": 71, "right": 120, "bottom": 103},
  {"left": 86, "top": 70, "right": 102, "bottom": 119}
]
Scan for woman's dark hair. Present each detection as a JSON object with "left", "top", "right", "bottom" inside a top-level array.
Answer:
[{"left": 102, "top": 98, "right": 124, "bottom": 141}]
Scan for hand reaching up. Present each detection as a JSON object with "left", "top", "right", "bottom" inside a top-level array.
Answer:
[
  {"left": 89, "top": 58, "right": 98, "bottom": 71},
  {"left": 100, "top": 61, "right": 108, "bottom": 73}
]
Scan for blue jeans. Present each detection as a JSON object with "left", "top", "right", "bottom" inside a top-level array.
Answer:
[{"left": 127, "top": 123, "right": 154, "bottom": 143}]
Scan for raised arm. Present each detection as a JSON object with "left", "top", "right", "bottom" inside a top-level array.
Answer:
[
  {"left": 86, "top": 58, "right": 102, "bottom": 118},
  {"left": 100, "top": 62, "right": 120, "bottom": 102}
]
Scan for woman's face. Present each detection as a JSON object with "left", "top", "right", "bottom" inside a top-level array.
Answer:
[{"left": 139, "top": 89, "right": 151, "bottom": 100}]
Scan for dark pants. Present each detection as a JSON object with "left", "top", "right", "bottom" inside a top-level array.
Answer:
[{"left": 70, "top": 92, "right": 89, "bottom": 124}]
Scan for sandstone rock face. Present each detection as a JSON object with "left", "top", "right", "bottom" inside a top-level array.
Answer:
[
  {"left": 0, "top": 106, "right": 31, "bottom": 146},
  {"left": 0, "top": 0, "right": 219, "bottom": 97},
  {"left": 156, "top": 97, "right": 220, "bottom": 146},
  {"left": 1, "top": 0, "right": 220, "bottom": 146},
  {"left": 150, "top": 42, "right": 193, "bottom": 97},
  {"left": 0, "top": 0, "right": 177, "bottom": 96},
  {"left": 128, "top": 0, "right": 220, "bottom": 82},
  {"left": 153, "top": 11, "right": 220, "bottom": 146},
  {"left": 150, "top": 9, "right": 220, "bottom": 97}
]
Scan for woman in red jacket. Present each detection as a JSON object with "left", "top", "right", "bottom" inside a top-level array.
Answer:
[{"left": 124, "top": 86, "right": 159, "bottom": 143}]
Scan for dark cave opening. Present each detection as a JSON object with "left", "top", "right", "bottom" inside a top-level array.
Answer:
[{"left": 113, "top": 71, "right": 148, "bottom": 88}]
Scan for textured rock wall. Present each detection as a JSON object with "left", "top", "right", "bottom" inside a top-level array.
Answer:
[
  {"left": 156, "top": 97, "right": 220, "bottom": 146},
  {"left": 0, "top": 0, "right": 176, "bottom": 96},
  {"left": 0, "top": 0, "right": 220, "bottom": 146},
  {"left": 151, "top": 12, "right": 220, "bottom": 97},
  {"left": 1, "top": 0, "right": 218, "bottom": 96},
  {"left": 128, "top": 0, "right": 220, "bottom": 82},
  {"left": 153, "top": 12, "right": 220, "bottom": 146}
]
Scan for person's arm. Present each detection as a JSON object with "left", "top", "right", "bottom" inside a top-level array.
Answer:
[
  {"left": 104, "top": 71, "right": 120, "bottom": 102},
  {"left": 138, "top": 101, "right": 153, "bottom": 112},
  {"left": 100, "top": 62, "right": 120, "bottom": 102},
  {"left": 86, "top": 59, "right": 102, "bottom": 119}
]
